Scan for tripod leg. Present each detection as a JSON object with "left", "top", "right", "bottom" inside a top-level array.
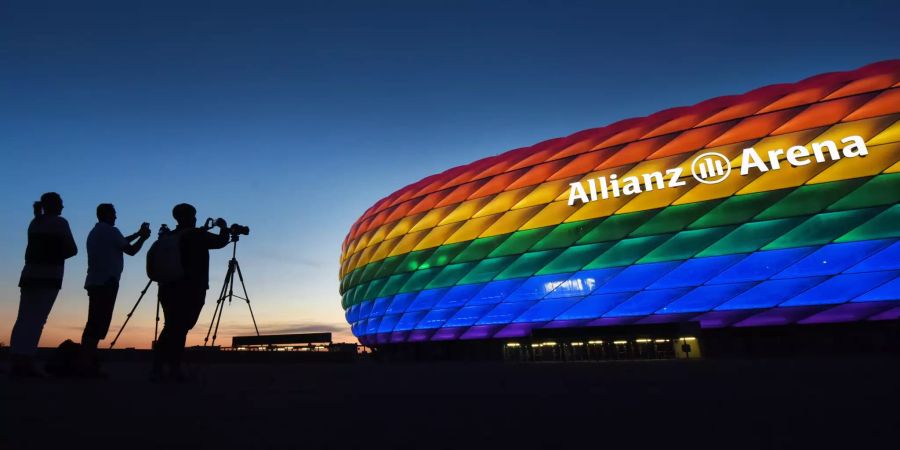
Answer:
[
  {"left": 109, "top": 280, "right": 153, "bottom": 349},
  {"left": 210, "top": 261, "right": 235, "bottom": 347},
  {"left": 204, "top": 261, "right": 232, "bottom": 346},
  {"left": 233, "top": 260, "right": 260, "bottom": 336}
]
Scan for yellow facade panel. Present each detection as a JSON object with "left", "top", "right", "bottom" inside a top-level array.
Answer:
[
  {"left": 519, "top": 201, "right": 574, "bottom": 230},
  {"left": 479, "top": 206, "right": 543, "bottom": 237},
  {"left": 553, "top": 167, "right": 633, "bottom": 203},
  {"left": 809, "top": 115, "right": 897, "bottom": 145},
  {"left": 413, "top": 222, "right": 464, "bottom": 251},
  {"left": 384, "top": 212, "right": 425, "bottom": 240},
  {"left": 737, "top": 160, "right": 833, "bottom": 195},
  {"left": 673, "top": 171, "right": 758, "bottom": 205},
  {"left": 868, "top": 119, "right": 900, "bottom": 146},
  {"left": 366, "top": 220, "right": 391, "bottom": 249},
  {"left": 362, "top": 239, "right": 396, "bottom": 269},
  {"left": 617, "top": 179, "right": 696, "bottom": 213},
  {"left": 387, "top": 230, "right": 428, "bottom": 257},
  {"left": 438, "top": 196, "right": 494, "bottom": 226},
  {"left": 806, "top": 142, "right": 900, "bottom": 184},
  {"left": 730, "top": 128, "right": 825, "bottom": 170},
  {"left": 513, "top": 178, "right": 577, "bottom": 209},
  {"left": 343, "top": 236, "right": 362, "bottom": 259},
  {"left": 351, "top": 243, "right": 376, "bottom": 271},
  {"left": 444, "top": 215, "right": 502, "bottom": 244},
  {"left": 563, "top": 196, "right": 630, "bottom": 222},
  {"left": 473, "top": 187, "right": 534, "bottom": 218},
  {"left": 408, "top": 205, "right": 455, "bottom": 233}
]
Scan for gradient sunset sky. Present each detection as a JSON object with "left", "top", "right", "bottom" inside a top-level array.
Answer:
[{"left": 1, "top": 0, "right": 898, "bottom": 348}]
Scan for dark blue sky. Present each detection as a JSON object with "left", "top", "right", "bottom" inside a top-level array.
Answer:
[{"left": 1, "top": 0, "right": 898, "bottom": 346}]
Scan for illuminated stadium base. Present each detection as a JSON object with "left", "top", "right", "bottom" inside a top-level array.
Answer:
[{"left": 339, "top": 60, "right": 900, "bottom": 358}]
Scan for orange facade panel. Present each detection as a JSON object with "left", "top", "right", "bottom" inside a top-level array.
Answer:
[
  {"left": 505, "top": 160, "right": 569, "bottom": 190},
  {"left": 434, "top": 179, "right": 488, "bottom": 208},
  {"left": 843, "top": 88, "right": 900, "bottom": 122},
  {"left": 642, "top": 110, "right": 712, "bottom": 139},
  {"left": 596, "top": 135, "right": 674, "bottom": 170},
  {"left": 547, "top": 149, "right": 616, "bottom": 181},
  {"left": 824, "top": 72, "right": 899, "bottom": 100},
  {"left": 468, "top": 168, "right": 528, "bottom": 199},
  {"left": 695, "top": 98, "right": 772, "bottom": 126},
  {"left": 772, "top": 94, "right": 876, "bottom": 135},
  {"left": 706, "top": 108, "right": 802, "bottom": 147},
  {"left": 649, "top": 121, "right": 737, "bottom": 159},
  {"left": 757, "top": 83, "right": 837, "bottom": 113}
]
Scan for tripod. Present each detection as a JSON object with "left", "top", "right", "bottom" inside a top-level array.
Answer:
[
  {"left": 109, "top": 280, "right": 161, "bottom": 349},
  {"left": 204, "top": 237, "right": 260, "bottom": 347}
]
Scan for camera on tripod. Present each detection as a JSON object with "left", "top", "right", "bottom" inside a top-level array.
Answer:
[
  {"left": 202, "top": 218, "right": 250, "bottom": 238},
  {"left": 229, "top": 223, "right": 250, "bottom": 237}
]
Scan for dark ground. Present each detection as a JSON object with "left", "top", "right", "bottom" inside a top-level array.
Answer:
[{"left": 1, "top": 355, "right": 899, "bottom": 450}]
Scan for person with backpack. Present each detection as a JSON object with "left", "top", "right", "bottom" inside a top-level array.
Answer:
[
  {"left": 9, "top": 192, "right": 78, "bottom": 378},
  {"left": 78, "top": 203, "right": 151, "bottom": 375},
  {"left": 150, "top": 203, "right": 229, "bottom": 381}
]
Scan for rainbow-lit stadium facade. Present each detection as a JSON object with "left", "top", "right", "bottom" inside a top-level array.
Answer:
[{"left": 340, "top": 60, "right": 900, "bottom": 356}]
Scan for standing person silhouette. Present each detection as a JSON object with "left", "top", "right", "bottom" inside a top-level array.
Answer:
[
  {"left": 152, "top": 203, "right": 229, "bottom": 381},
  {"left": 9, "top": 192, "right": 78, "bottom": 377},
  {"left": 78, "top": 203, "right": 151, "bottom": 375}
]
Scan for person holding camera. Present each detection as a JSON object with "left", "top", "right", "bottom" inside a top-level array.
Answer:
[
  {"left": 151, "top": 203, "right": 229, "bottom": 381},
  {"left": 78, "top": 203, "right": 152, "bottom": 375},
  {"left": 9, "top": 192, "right": 78, "bottom": 377}
]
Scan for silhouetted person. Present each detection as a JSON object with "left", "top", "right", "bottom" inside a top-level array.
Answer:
[
  {"left": 78, "top": 203, "right": 151, "bottom": 375},
  {"left": 9, "top": 192, "right": 78, "bottom": 377},
  {"left": 152, "top": 203, "right": 229, "bottom": 381}
]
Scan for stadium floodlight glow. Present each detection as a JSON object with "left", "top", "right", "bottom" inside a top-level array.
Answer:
[{"left": 340, "top": 60, "right": 900, "bottom": 348}]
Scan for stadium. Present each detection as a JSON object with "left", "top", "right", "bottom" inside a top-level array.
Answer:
[{"left": 339, "top": 60, "right": 900, "bottom": 360}]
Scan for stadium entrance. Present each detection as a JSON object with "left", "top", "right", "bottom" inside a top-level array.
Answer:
[{"left": 502, "top": 323, "right": 701, "bottom": 362}]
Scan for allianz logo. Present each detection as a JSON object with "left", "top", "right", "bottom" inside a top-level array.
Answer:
[{"left": 567, "top": 135, "right": 869, "bottom": 206}]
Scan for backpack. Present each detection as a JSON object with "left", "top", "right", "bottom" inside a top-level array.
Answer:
[
  {"left": 147, "top": 230, "right": 185, "bottom": 283},
  {"left": 45, "top": 339, "right": 81, "bottom": 378}
]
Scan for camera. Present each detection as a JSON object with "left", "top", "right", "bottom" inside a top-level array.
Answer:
[
  {"left": 229, "top": 223, "right": 250, "bottom": 236},
  {"left": 202, "top": 218, "right": 250, "bottom": 237}
]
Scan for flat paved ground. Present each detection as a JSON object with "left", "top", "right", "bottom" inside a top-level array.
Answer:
[{"left": 1, "top": 356, "right": 899, "bottom": 449}]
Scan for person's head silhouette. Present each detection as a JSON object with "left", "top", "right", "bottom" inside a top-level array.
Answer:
[
  {"left": 35, "top": 192, "right": 64, "bottom": 217},
  {"left": 173, "top": 203, "right": 197, "bottom": 228},
  {"left": 96, "top": 203, "right": 116, "bottom": 226}
]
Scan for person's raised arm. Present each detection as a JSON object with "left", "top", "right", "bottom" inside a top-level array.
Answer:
[
  {"left": 205, "top": 218, "right": 231, "bottom": 249},
  {"left": 123, "top": 223, "right": 151, "bottom": 256}
]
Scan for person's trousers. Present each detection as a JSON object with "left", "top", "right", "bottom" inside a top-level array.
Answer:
[
  {"left": 10, "top": 287, "right": 60, "bottom": 356},
  {"left": 154, "top": 282, "right": 206, "bottom": 368},
  {"left": 82, "top": 284, "right": 119, "bottom": 349}
]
